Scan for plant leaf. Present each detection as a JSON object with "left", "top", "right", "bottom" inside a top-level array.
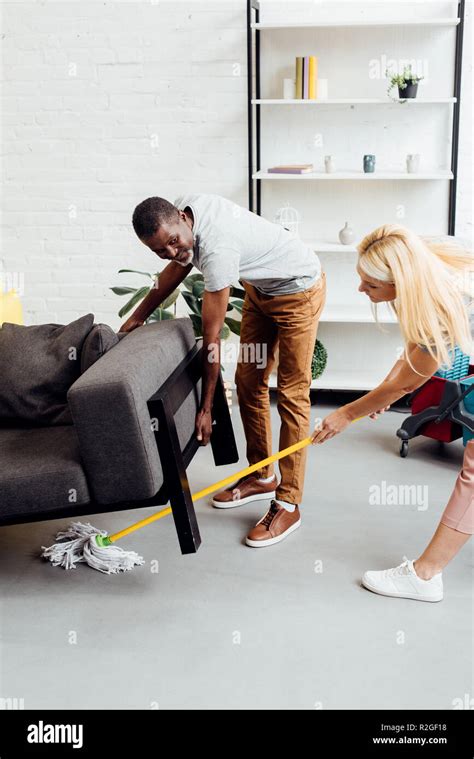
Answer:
[
  {"left": 192, "top": 280, "right": 206, "bottom": 299},
  {"left": 189, "top": 313, "right": 203, "bottom": 337},
  {"left": 220, "top": 323, "right": 230, "bottom": 340},
  {"left": 118, "top": 269, "right": 152, "bottom": 278},
  {"left": 148, "top": 308, "right": 175, "bottom": 322},
  {"left": 231, "top": 285, "right": 246, "bottom": 299},
  {"left": 181, "top": 290, "right": 201, "bottom": 315},
  {"left": 110, "top": 286, "right": 138, "bottom": 296},
  {"left": 183, "top": 273, "right": 204, "bottom": 290},
  {"left": 229, "top": 299, "right": 244, "bottom": 313},
  {"left": 160, "top": 288, "right": 180, "bottom": 309},
  {"left": 118, "top": 285, "right": 150, "bottom": 318},
  {"left": 224, "top": 317, "right": 241, "bottom": 336}
]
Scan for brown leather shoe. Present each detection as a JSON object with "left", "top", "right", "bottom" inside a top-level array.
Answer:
[
  {"left": 245, "top": 500, "right": 301, "bottom": 547},
  {"left": 211, "top": 473, "right": 277, "bottom": 509}
]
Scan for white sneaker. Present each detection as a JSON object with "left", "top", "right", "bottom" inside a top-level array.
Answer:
[{"left": 362, "top": 558, "right": 443, "bottom": 602}]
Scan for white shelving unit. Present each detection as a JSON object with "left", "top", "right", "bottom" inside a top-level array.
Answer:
[
  {"left": 246, "top": 0, "right": 464, "bottom": 392},
  {"left": 253, "top": 170, "right": 454, "bottom": 180},
  {"left": 252, "top": 19, "right": 460, "bottom": 30},
  {"left": 320, "top": 304, "right": 397, "bottom": 324},
  {"left": 253, "top": 98, "right": 457, "bottom": 104}
]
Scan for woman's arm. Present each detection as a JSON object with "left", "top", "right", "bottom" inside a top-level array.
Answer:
[
  {"left": 367, "top": 357, "right": 406, "bottom": 418},
  {"left": 346, "top": 346, "right": 439, "bottom": 419},
  {"left": 312, "top": 345, "right": 440, "bottom": 443}
]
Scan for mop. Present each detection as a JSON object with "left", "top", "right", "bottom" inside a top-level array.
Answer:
[{"left": 41, "top": 426, "right": 355, "bottom": 573}]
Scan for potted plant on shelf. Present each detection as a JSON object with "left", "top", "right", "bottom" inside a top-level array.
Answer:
[
  {"left": 111, "top": 269, "right": 245, "bottom": 411},
  {"left": 386, "top": 65, "right": 423, "bottom": 101}
]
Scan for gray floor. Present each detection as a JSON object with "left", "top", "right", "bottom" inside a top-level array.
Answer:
[{"left": 0, "top": 396, "right": 472, "bottom": 710}]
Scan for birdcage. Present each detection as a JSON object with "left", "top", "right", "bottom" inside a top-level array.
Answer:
[{"left": 273, "top": 203, "right": 300, "bottom": 235}]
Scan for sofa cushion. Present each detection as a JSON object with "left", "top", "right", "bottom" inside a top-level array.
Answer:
[
  {"left": 80, "top": 323, "right": 119, "bottom": 374},
  {"left": 67, "top": 318, "right": 198, "bottom": 505},
  {"left": 0, "top": 426, "right": 90, "bottom": 519},
  {"left": 0, "top": 313, "right": 94, "bottom": 425}
]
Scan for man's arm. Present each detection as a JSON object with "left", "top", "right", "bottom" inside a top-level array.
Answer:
[
  {"left": 119, "top": 260, "right": 193, "bottom": 332},
  {"left": 195, "top": 287, "right": 231, "bottom": 444}
]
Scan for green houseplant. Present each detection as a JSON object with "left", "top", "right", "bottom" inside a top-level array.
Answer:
[
  {"left": 180, "top": 273, "right": 245, "bottom": 339},
  {"left": 111, "top": 269, "right": 245, "bottom": 338},
  {"left": 386, "top": 65, "right": 423, "bottom": 101},
  {"left": 110, "top": 269, "right": 180, "bottom": 323}
]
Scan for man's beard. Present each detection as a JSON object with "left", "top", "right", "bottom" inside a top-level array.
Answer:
[{"left": 175, "top": 249, "right": 194, "bottom": 267}]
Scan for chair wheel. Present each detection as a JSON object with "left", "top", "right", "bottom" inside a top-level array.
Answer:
[{"left": 400, "top": 441, "right": 409, "bottom": 458}]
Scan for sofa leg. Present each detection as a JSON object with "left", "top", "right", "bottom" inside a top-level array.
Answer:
[
  {"left": 210, "top": 375, "right": 239, "bottom": 466},
  {"left": 155, "top": 396, "right": 201, "bottom": 555}
]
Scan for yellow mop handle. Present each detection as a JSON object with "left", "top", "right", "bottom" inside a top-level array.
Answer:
[
  {"left": 108, "top": 416, "right": 363, "bottom": 544},
  {"left": 109, "top": 435, "right": 313, "bottom": 543}
]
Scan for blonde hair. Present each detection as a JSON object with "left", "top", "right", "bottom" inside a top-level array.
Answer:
[{"left": 357, "top": 225, "right": 474, "bottom": 371}]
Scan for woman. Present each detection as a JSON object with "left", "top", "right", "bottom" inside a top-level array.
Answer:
[{"left": 312, "top": 225, "right": 473, "bottom": 602}]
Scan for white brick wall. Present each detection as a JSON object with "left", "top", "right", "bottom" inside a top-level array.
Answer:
[
  {"left": 0, "top": 0, "right": 472, "bottom": 327},
  {"left": 1, "top": 0, "right": 248, "bottom": 326}
]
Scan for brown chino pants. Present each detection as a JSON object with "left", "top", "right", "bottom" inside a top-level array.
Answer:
[{"left": 235, "top": 272, "right": 326, "bottom": 504}]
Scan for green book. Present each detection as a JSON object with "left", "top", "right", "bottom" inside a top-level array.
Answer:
[{"left": 295, "top": 57, "right": 303, "bottom": 99}]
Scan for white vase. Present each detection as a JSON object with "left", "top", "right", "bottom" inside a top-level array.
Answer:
[
  {"left": 283, "top": 78, "right": 295, "bottom": 99},
  {"left": 406, "top": 153, "right": 421, "bottom": 173},
  {"left": 338, "top": 222, "right": 355, "bottom": 245},
  {"left": 324, "top": 155, "right": 334, "bottom": 173}
]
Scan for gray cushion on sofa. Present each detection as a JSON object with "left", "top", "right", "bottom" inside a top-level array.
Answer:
[
  {"left": 0, "top": 313, "right": 94, "bottom": 426},
  {"left": 67, "top": 318, "right": 199, "bottom": 505},
  {"left": 0, "top": 426, "right": 90, "bottom": 517},
  {"left": 80, "top": 323, "right": 119, "bottom": 374}
]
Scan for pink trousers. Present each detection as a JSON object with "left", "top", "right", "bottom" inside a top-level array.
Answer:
[{"left": 440, "top": 440, "right": 474, "bottom": 534}]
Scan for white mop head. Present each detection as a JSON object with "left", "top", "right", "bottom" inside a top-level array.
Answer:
[{"left": 41, "top": 521, "right": 145, "bottom": 574}]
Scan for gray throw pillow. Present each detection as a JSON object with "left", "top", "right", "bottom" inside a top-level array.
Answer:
[
  {"left": 0, "top": 313, "right": 94, "bottom": 425},
  {"left": 80, "top": 323, "right": 119, "bottom": 374}
]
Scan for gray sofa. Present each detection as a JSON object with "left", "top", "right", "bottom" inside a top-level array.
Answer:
[{"left": 0, "top": 318, "right": 238, "bottom": 553}]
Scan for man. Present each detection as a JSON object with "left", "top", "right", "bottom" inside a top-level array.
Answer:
[{"left": 120, "top": 193, "right": 326, "bottom": 547}]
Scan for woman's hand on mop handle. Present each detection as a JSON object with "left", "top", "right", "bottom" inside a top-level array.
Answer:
[{"left": 311, "top": 408, "right": 361, "bottom": 444}]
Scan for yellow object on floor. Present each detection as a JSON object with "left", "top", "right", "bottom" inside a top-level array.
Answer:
[{"left": 0, "top": 289, "right": 24, "bottom": 327}]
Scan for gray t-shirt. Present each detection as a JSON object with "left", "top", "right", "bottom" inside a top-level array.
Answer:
[{"left": 173, "top": 193, "right": 321, "bottom": 295}]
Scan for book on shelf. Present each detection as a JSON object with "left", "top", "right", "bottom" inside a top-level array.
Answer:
[
  {"left": 295, "top": 57, "right": 303, "bottom": 99},
  {"left": 295, "top": 55, "right": 318, "bottom": 99},
  {"left": 304, "top": 56, "right": 309, "bottom": 99},
  {"left": 267, "top": 164, "right": 314, "bottom": 174},
  {"left": 309, "top": 56, "right": 317, "bottom": 99}
]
